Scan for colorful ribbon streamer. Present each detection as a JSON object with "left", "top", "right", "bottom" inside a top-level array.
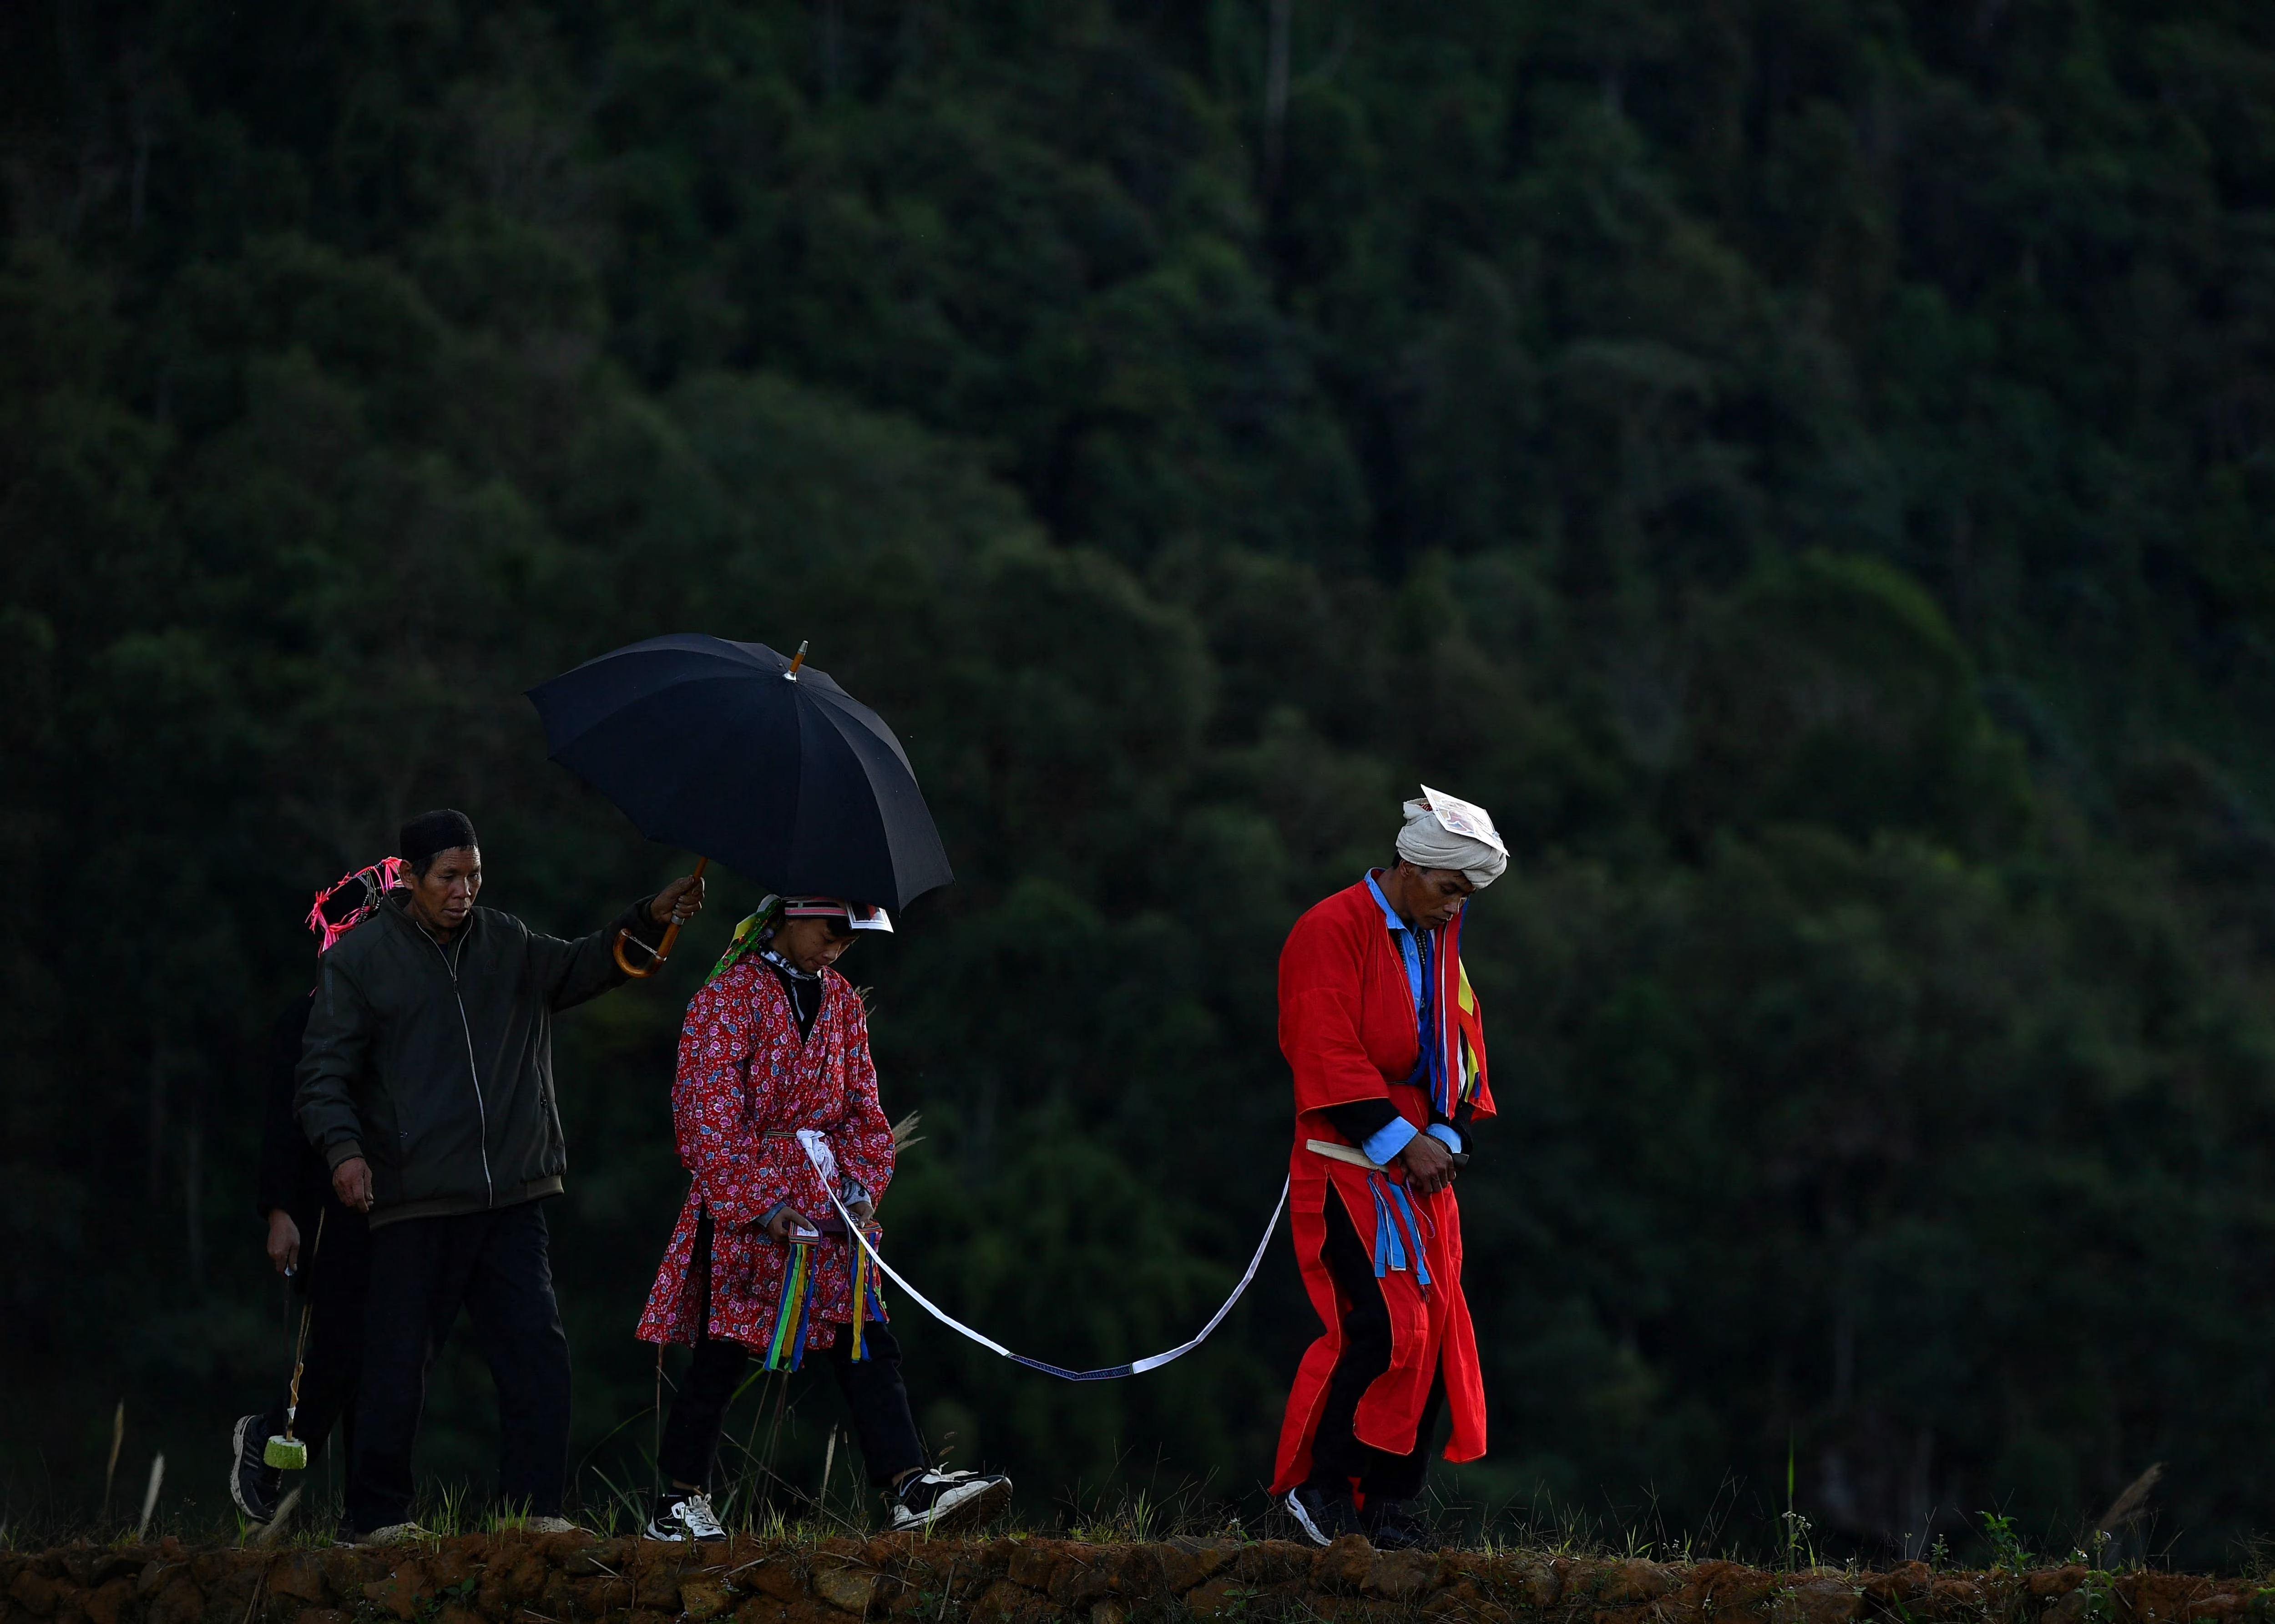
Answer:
[
  {"left": 1422, "top": 907, "right": 1489, "bottom": 1118},
  {"left": 846, "top": 1225, "right": 886, "bottom": 1363},
  {"left": 763, "top": 1239, "right": 815, "bottom": 1371}
]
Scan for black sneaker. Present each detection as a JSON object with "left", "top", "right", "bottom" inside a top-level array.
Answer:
[
  {"left": 229, "top": 1414, "right": 282, "bottom": 1523},
  {"left": 888, "top": 1468, "right": 1012, "bottom": 1534},
  {"left": 1361, "top": 1496, "right": 1434, "bottom": 1551},
  {"left": 645, "top": 1489, "right": 728, "bottom": 1543},
  {"left": 1284, "top": 1480, "right": 1363, "bottom": 1546}
]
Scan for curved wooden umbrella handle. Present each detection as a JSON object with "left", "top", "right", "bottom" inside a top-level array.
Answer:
[{"left": 615, "top": 856, "right": 708, "bottom": 980}]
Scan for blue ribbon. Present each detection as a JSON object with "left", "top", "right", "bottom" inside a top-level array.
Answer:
[
  {"left": 1367, "top": 1174, "right": 1432, "bottom": 1288},
  {"left": 1371, "top": 1179, "right": 1405, "bottom": 1276}
]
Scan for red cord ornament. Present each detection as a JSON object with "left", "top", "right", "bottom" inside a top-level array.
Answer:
[{"left": 305, "top": 857, "right": 406, "bottom": 954}]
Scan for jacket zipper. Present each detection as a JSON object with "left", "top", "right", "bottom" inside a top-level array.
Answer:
[{"left": 429, "top": 929, "right": 495, "bottom": 1208}]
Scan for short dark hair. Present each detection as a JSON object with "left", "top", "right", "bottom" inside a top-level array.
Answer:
[{"left": 399, "top": 809, "right": 479, "bottom": 877}]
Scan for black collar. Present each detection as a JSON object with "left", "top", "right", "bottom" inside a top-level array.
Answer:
[
  {"left": 383, "top": 888, "right": 471, "bottom": 951},
  {"left": 759, "top": 947, "right": 819, "bottom": 982}
]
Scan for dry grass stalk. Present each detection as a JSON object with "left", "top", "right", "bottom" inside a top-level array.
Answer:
[
  {"left": 252, "top": 1487, "right": 303, "bottom": 1548},
  {"left": 135, "top": 1455, "right": 165, "bottom": 1543},
  {"left": 102, "top": 1404, "right": 124, "bottom": 1520},
  {"left": 2094, "top": 1462, "right": 2166, "bottom": 1535}
]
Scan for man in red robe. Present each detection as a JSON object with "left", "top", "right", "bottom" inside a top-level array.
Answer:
[{"left": 1274, "top": 786, "right": 1506, "bottom": 1549}]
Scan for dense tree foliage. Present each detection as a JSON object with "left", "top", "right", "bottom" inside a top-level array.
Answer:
[{"left": 6, "top": 0, "right": 2275, "bottom": 1563}]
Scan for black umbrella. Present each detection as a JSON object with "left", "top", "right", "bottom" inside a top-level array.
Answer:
[{"left": 528, "top": 633, "right": 953, "bottom": 973}]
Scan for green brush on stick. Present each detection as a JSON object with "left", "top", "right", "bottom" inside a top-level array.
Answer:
[
  {"left": 263, "top": 1212, "right": 322, "bottom": 1472},
  {"left": 263, "top": 1424, "right": 307, "bottom": 1472}
]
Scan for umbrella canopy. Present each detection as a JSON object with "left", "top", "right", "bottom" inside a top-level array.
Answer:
[{"left": 528, "top": 634, "right": 953, "bottom": 910}]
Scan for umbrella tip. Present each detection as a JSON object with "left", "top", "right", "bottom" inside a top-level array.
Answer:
[{"left": 785, "top": 639, "right": 809, "bottom": 682}]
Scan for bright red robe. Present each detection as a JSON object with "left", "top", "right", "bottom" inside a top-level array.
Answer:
[{"left": 1270, "top": 875, "right": 1495, "bottom": 1494}]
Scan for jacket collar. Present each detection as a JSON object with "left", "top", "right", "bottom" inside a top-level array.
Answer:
[{"left": 382, "top": 888, "right": 475, "bottom": 951}]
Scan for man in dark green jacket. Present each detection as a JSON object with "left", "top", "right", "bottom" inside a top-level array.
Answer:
[{"left": 297, "top": 808, "right": 705, "bottom": 1542}]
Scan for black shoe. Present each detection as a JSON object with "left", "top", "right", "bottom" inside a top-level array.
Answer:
[
  {"left": 1361, "top": 1496, "right": 1434, "bottom": 1551},
  {"left": 645, "top": 1489, "right": 728, "bottom": 1543},
  {"left": 1285, "top": 1480, "right": 1363, "bottom": 1546},
  {"left": 229, "top": 1414, "right": 282, "bottom": 1523},
  {"left": 888, "top": 1468, "right": 1013, "bottom": 1534}
]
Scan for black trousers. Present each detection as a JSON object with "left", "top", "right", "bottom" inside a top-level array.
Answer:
[
  {"left": 346, "top": 1200, "right": 572, "bottom": 1530},
  {"left": 657, "top": 1208, "right": 926, "bottom": 1492},
  {"left": 263, "top": 1198, "right": 371, "bottom": 1464},
  {"left": 1306, "top": 1191, "right": 1449, "bottom": 1503}
]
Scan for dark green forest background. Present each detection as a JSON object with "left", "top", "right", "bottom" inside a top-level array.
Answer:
[{"left": 7, "top": 0, "right": 2275, "bottom": 1565}]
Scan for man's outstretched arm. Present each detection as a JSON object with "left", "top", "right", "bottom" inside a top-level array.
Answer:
[{"left": 531, "top": 874, "right": 707, "bottom": 1009}]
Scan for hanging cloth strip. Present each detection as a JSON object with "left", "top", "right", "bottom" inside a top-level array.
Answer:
[
  {"left": 1370, "top": 873, "right": 1487, "bottom": 1121},
  {"left": 846, "top": 1224, "right": 887, "bottom": 1363},
  {"left": 794, "top": 1131, "right": 1286, "bottom": 1382},
  {"left": 759, "top": 1219, "right": 889, "bottom": 1367},
  {"left": 1401, "top": 905, "right": 1492, "bottom": 1119},
  {"left": 1418, "top": 906, "right": 1490, "bottom": 1119},
  {"left": 763, "top": 1239, "right": 817, "bottom": 1371},
  {"left": 1305, "top": 1138, "right": 1436, "bottom": 1289},
  {"left": 1366, "top": 1171, "right": 1433, "bottom": 1289}
]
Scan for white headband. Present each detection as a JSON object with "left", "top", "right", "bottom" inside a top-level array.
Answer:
[
  {"left": 1394, "top": 784, "right": 1507, "bottom": 888},
  {"left": 782, "top": 897, "right": 895, "bottom": 933}
]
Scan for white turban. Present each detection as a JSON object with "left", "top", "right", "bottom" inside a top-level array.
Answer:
[{"left": 1395, "top": 784, "right": 1508, "bottom": 888}]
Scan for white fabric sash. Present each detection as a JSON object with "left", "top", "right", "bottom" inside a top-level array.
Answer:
[{"left": 795, "top": 1132, "right": 1285, "bottom": 1381}]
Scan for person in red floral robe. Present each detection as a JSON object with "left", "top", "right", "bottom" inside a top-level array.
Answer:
[{"left": 635, "top": 896, "right": 1010, "bottom": 1540}]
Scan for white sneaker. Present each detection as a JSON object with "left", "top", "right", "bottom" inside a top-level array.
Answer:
[
  {"left": 888, "top": 1469, "right": 1012, "bottom": 1535},
  {"left": 345, "top": 1522, "right": 430, "bottom": 1547},
  {"left": 645, "top": 1490, "right": 728, "bottom": 1543}
]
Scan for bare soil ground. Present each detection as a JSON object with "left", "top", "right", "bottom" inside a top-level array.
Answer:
[{"left": 3, "top": 1532, "right": 2261, "bottom": 1624}]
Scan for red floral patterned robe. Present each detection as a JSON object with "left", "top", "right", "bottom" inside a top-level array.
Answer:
[{"left": 636, "top": 957, "right": 895, "bottom": 1354}]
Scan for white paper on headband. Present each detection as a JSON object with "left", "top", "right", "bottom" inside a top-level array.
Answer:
[
  {"left": 1418, "top": 784, "right": 1507, "bottom": 855},
  {"left": 782, "top": 897, "right": 895, "bottom": 932}
]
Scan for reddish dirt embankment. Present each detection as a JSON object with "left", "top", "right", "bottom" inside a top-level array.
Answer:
[{"left": 2, "top": 1534, "right": 2262, "bottom": 1624}]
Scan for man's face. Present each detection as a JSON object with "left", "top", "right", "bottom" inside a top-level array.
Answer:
[
  {"left": 773, "top": 915, "right": 856, "bottom": 973},
  {"left": 405, "top": 846, "right": 482, "bottom": 935},
  {"left": 1387, "top": 860, "right": 1474, "bottom": 930}
]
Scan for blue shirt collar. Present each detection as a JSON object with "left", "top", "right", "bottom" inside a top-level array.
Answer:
[
  {"left": 1366, "top": 870, "right": 1430, "bottom": 1017},
  {"left": 1365, "top": 870, "right": 1413, "bottom": 936}
]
